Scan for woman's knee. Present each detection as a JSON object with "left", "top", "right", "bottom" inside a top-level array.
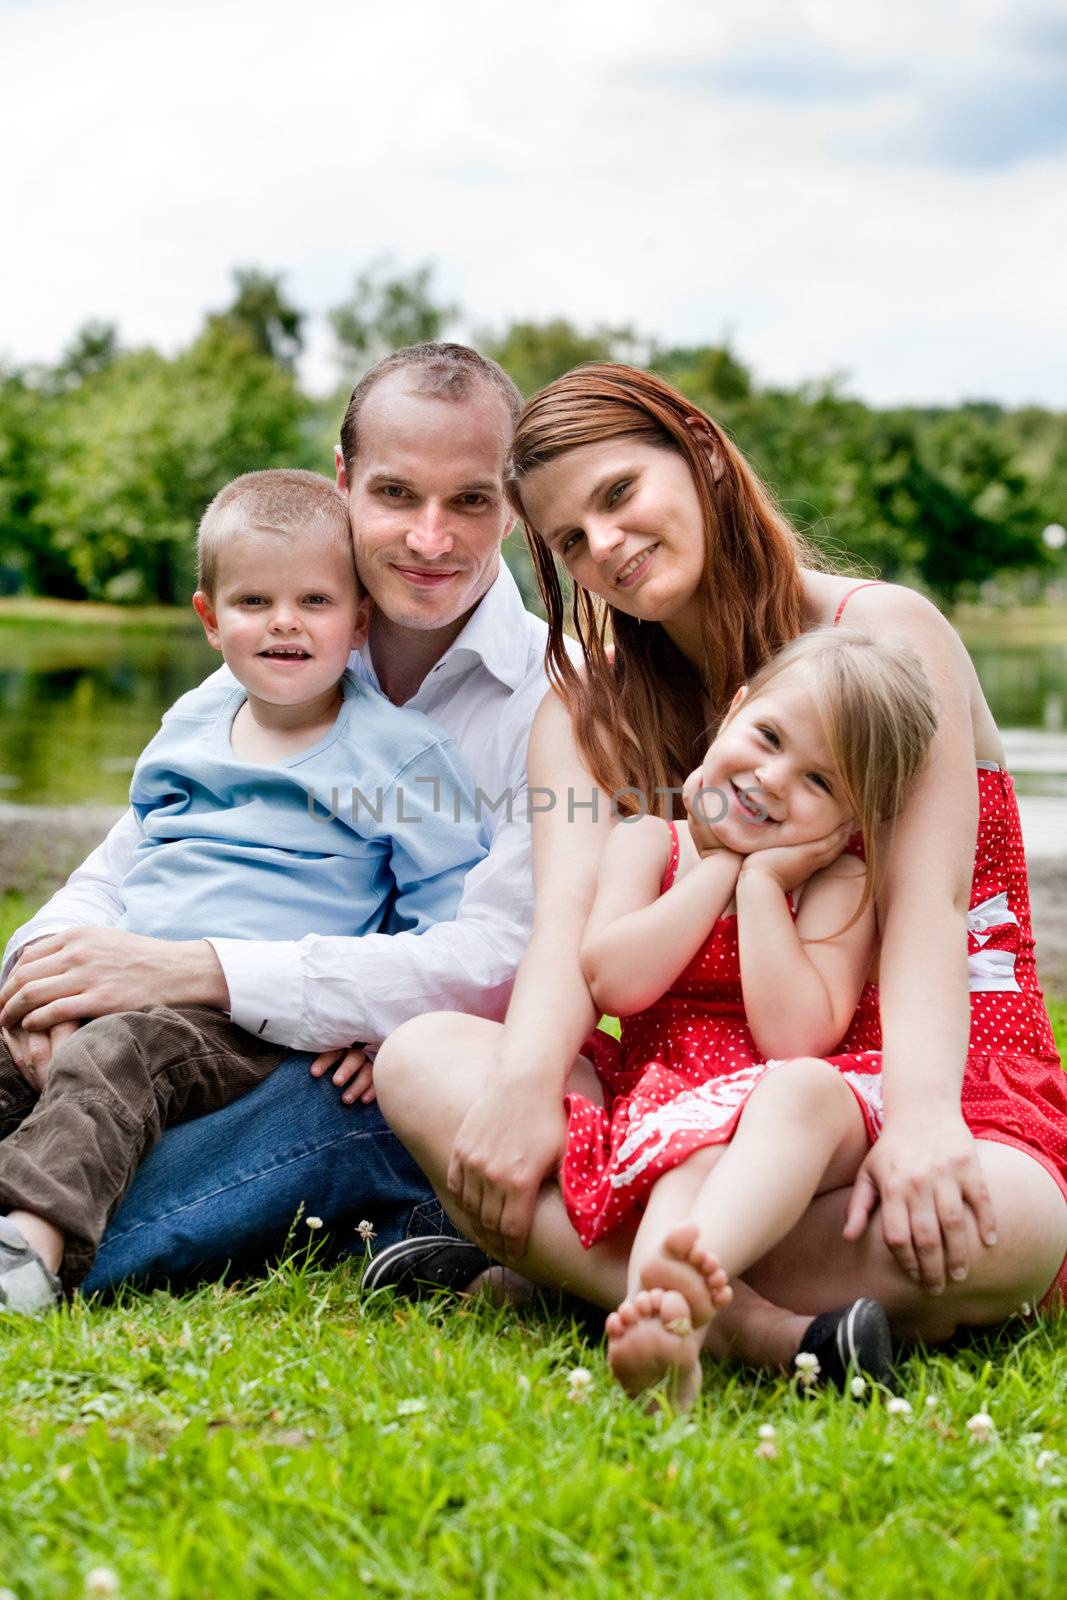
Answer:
[{"left": 374, "top": 1013, "right": 501, "bottom": 1130}]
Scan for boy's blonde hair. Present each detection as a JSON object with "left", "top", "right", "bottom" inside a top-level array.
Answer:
[
  {"left": 739, "top": 627, "right": 938, "bottom": 919},
  {"left": 196, "top": 469, "right": 356, "bottom": 596}
]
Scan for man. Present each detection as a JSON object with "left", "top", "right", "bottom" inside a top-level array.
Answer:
[{"left": 0, "top": 342, "right": 550, "bottom": 1288}]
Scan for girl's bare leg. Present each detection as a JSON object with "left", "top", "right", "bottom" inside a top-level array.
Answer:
[
  {"left": 606, "top": 1059, "right": 868, "bottom": 1404},
  {"left": 375, "top": 1017, "right": 1067, "bottom": 1369}
]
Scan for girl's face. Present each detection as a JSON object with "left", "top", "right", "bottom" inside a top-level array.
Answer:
[
  {"left": 518, "top": 439, "right": 707, "bottom": 628},
  {"left": 685, "top": 670, "right": 854, "bottom": 855}
]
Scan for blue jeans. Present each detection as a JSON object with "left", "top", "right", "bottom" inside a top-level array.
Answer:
[{"left": 82, "top": 1051, "right": 447, "bottom": 1294}]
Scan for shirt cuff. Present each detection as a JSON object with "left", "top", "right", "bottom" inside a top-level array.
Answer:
[{"left": 205, "top": 937, "right": 304, "bottom": 1047}]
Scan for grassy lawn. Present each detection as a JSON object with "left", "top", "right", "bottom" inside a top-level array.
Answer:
[{"left": 1, "top": 906, "right": 1065, "bottom": 1596}]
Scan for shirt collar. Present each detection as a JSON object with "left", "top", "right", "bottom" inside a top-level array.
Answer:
[{"left": 355, "top": 560, "right": 538, "bottom": 694}]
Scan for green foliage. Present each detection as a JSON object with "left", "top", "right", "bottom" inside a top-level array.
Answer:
[
  {"left": 329, "top": 260, "right": 459, "bottom": 378},
  {"left": 1, "top": 263, "right": 1063, "bottom": 605},
  {"left": 13, "top": 324, "right": 309, "bottom": 603},
  {"left": 206, "top": 267, "right": 305, "bottom": 371},
  {"left": 482, "top": 318, "right": 642, "bottom": 398}
]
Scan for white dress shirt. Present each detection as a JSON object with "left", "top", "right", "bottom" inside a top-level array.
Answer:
[{"left": 4, "top": 564, "right": 551, "bottom": 1049}]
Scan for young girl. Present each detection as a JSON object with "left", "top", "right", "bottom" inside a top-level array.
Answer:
[{"left": 561, "top": 627, "right": 937, "bottom": 1405}]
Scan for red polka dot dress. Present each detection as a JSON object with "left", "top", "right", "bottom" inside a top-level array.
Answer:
[
  {"left": 560, "top": 822, "right": 884, "bottom": 1247},
  {"left": 561, "top": 771, "right": 1067, "bottom": 1252}
]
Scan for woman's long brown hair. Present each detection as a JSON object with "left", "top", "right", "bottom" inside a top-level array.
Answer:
[{"left": 507, "top": 364, "right": 816, "bottom": 811}]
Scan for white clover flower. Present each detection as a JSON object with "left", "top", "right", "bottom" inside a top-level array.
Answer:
[
  {"left": 305, "top": 1216, "right": 324, "bottom": 1231},
  {"left": 966, "top": 1411, "right": 995, "bottom": 1444},
  {"left": 0, "top": 1587, "right": 20, "bottom": 1600},
  {"left": 755, "top": 1438, "right": 779, "bottom": 1461},
  {"left": 1036, "top": 1449, "right": 1055, "bottom": 1472},
  {"left": 793, "top": 1351, "right": 820, "bottom": 1386},
  {"left": 566, "top": 1366, "right": 594, "bottom": 1402},
  {"left": 758, "top": 1423, "right": 777, "bottom": 1440},
  {"left": 84, "top": 1570, "right": 120, "bottom": 1598},
  {"left": 850, "top": 1376, "right": 867, "bottom": 1398},
  {"left": 925, "top": 1394, "right": 938, "bottom": 1410},
  {"left": 356, "top": 1219, "right": 376, "bottom": 1243},
  {"left": 885, "top": 1397, "right": 912, "bottom": 1417}
]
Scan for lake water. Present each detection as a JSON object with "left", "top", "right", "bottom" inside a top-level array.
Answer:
[{"left": 1, "top": 621, "right": 1064, "bottom": 858}]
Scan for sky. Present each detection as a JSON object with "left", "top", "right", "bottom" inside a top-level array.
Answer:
[{"left": 3, "top": 0, "right": 1066, "bottom": 408}]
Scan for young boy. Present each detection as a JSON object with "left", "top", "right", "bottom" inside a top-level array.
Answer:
[{"left": 0, "top": 469, "right": 487, "bottom": 1312}]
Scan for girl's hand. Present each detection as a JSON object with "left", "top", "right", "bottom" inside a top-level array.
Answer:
[
  {"left": 682, "top": 767, "right": 733, "bottom": 858},
  {"left": 738, "top": 822, "right": 853, "bottom": 894},
  {"left": 843, "top": 1110, "right": 998, "bottom": 1290}
]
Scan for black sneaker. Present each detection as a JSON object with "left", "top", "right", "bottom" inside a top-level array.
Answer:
[
  {"left": 361, "top": 1235, "right": 494, "bottom": 1299},
  {"left": 797, "top": 1296, "right": 894, "bottom": 1391}
]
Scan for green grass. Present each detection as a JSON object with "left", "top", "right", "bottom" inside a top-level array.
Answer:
[{"left": 2, "top": 910, "right": 1066, "bottom": 1595}]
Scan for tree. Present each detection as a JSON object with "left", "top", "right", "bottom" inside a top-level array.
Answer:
[
  {"left": 29, "top": 324, "right": 310, "bottom": 603},
  {"left": 483, "top": 318, "right": 643, "bottom": 398},
  {"left": 329, "top": 262, "right": 458, "bottom": 377},
  {"left": 51, "top": 321, "right": 122, "bottom": 391},
  {"left": 207, "top": 268, "right": 305, "bottom": 371}
]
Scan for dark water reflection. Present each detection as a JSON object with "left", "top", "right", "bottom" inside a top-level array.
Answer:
[
  {"left": 0, "top": 622, "right": 1064, "bottom": 806},
  {"left": 0, "top": 623, "right": 217, "bottom": 804}
]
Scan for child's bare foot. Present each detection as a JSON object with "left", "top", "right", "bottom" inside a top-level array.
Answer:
[
  {"left": 606, "top": 1225, "right": 732, "bottom": 1410},
  {"left": 640, "top": 1222, "right": 732, "bottom": 1323}
]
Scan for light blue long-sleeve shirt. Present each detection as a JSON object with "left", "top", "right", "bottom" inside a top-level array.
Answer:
[{"left": 117, "top": 669, "right": 488, "bottom": 945}]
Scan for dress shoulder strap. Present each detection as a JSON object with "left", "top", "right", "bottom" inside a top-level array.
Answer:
[
  {"left": 833, "top": 580, "right": 883, "bottom": 627},
  {"left": 659, "top": 820, "right": 681, "bottom": 893}
]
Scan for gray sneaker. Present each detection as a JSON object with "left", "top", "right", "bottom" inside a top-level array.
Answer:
[{"left": 0, "top": 1216, "right": 63, "bottom": 1314}]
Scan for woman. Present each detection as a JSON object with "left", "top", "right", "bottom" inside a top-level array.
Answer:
[{"left": 373, "top": 364, "right": 1066, "bottom": 1375}]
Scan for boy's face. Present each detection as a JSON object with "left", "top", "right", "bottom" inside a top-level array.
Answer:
[{"left": 193, "top": 529, "right": 371, "bottom": 707}]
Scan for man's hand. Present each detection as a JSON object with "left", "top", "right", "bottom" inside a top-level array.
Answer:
[
  {"left": 843, "top": 1110, "right": 998, "bottom": 1291},
  {"left": 1, "top": 1020, "right": 81, "bottom": 1093},
  {"left": 447, "top": 1082, "right": 567, "bottom": 1262},
  {"left": 310, "top": 1045, "right": 375, "bottom": 1105},
  {"left": 0, "top": 928, "right": 229, "bottom": 1033}
]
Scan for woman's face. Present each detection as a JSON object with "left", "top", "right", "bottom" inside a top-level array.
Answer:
[{"left": 518, "top": 439, "right": 707, "bottom": 626}]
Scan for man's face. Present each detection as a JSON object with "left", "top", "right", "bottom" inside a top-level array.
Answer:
[{"left": 337, "top": 371, "right": 514, "bottom": 633}]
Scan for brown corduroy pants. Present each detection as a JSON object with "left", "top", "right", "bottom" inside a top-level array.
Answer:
[{"left": 0, "top": 1005, "right": 286, "bottom": 1291}]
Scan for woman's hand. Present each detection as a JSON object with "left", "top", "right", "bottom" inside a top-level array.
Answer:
[
  {"left": 737, "top": 822, "right": 854, "bottom": 895},
  {"left": 447, "top": 1079, "right": 568, "bottom": 1262},
  {"left": 843, "top": 1109, "right": 998, "bottom": 1290}
]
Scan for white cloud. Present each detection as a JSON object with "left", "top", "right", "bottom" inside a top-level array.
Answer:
[{"left": 1, "top": 0, "right": 1065, "bottom": 407}]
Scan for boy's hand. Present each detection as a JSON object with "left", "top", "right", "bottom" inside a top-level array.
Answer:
[
  {"left": 738, "top": 822, "right": 853, "bottom": 895},
  {"left": 310, "top": 1044, "right": 375, "bottom": 1105},
  {"left": 2, "top": 1020, "right": 81, "bottom": 1092}
]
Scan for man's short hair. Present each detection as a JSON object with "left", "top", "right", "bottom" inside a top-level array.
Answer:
[
  {"left": 339, "top": 342, "right": 523, "bottom": 476},
  {"left": 197, "top": 469, "right": 355, "bottom": 595}
]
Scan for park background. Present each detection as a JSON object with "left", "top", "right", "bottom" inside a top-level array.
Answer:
[{"left": 2, "top": 1, "right": 1066, "bottom": 1596}]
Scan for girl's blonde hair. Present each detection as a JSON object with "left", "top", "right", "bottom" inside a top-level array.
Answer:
[{"left": 738, "top": 628, "right": 938, "bottom": 919}]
